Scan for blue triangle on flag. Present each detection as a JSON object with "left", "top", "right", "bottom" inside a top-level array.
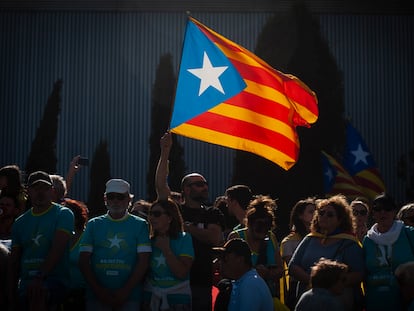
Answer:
[{"left": 170, "top": 20, "right": 246, "bottom": 129}]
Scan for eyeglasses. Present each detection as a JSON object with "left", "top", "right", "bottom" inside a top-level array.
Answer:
[
  {"left": 353, "top": 209, "right": 368, "bottom": 216},
  {"left": 372, "top": 205, "right": 394, "bottom": 212},
  {"left": 187, "top": 181, "right": 208, "bottom": 188},
  {"left": 318, "top": 210, "right": 336, "bottom": 218},
  {"left": 106, "top": 193, "right": 127, "bottom": 201},
  {"left": 148, "top": 210, "right": 166, "bottom": 218}
]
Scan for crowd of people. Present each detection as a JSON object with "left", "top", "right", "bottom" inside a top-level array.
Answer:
[{"left": 1, "top": 132, "right": 414, "bottom": 311}]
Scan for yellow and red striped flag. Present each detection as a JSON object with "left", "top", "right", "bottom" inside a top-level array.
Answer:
[
  {"left": 321, "top": 151, "right": 367, "bottom": 200},
  {"left": 170, "top": 17, "right": 318, "bottom": 170},
  {"left": 342, "top": 122, "right": 386, "bottom": 200}
]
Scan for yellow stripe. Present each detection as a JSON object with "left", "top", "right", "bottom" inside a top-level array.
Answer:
[
  {"left": 244, "top": 80, "right": 291, "bottom": 109},
  {"left": 218, "top": 41, "right": 278, "bottom": 74},
  {"left": 356, "top": 170, "right": 386, "bottom": 189},
  {"left": 210, "top": 103, "right": 297, "bottom": 143},
  {"left": 171, "top": 123, "right": 296, "bottom": 170}
]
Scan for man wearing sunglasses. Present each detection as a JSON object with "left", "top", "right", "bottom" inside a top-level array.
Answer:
[
  {"left": 156, "top": 132, "right": 225, "bottom": 311},
  {"left": 79, "top": 179, "right": 151, "bottom": 310}
]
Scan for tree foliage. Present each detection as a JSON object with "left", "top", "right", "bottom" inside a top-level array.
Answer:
[
  {"left": 147, "top": 53, "right": 186, "bottom": 201},
  {"left": 25, "top": 79, "right": 62, "bottom": 176},
  {"left": 87, "top": 140, "right": 111, "bottom": 218},
  {"left": 232, "top": 3, "right": 346, "bottom": 236}
]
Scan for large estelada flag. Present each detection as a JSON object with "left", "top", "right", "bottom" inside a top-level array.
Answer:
[
  {"left": 321, "top": 151, "right": 367, "bottom": 200},
  {"left": 169, "top": 17, "right": 319, "bottom": 170},
  {"left": 342, "top": 122, "right": 386, "bottom": 200}
]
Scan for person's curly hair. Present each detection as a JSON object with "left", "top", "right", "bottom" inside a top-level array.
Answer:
[
  {"left": 64, "top": 198, "right": 88, "bottom": 232},
  {"left": 245, "top": 195, "right": 277, "bottom": 230},
  {"left": 310, "top": 194, "right": 355, "bottom": 234}
]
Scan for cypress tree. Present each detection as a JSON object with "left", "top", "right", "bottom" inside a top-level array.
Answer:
[
  {"left": 147, "top": 53, "right": 186, "bottom": 201},
  {"left": 25, "top": 79, "right": 62, "bottom": 176},
  {"left": 87, "top": 140, "right": 111, "bottom": 218}
]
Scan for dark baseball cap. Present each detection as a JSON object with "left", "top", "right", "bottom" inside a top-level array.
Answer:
[
  {"left": 212, "top": 238, "right": 252, "bottom": 264},
  {"left": 27, "top": 171, "right": 52, "bottom": 187}
]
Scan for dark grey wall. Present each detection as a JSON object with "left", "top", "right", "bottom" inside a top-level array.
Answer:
[{"left": 1, "top": 8, "right": 413, "bottom": 205}]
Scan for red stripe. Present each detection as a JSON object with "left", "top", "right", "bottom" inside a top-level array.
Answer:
[
  {"left": 225, "top": 92, "right": 291, "bottom": 123},
  {"left": 353, "top": 176, "right": 385, "bottom": 194},
  {"left": 230, "top": 59, "right": 285, "bottom": 91},
  {"left": 195, "top": 20, "right": 317, "bottom": 113},
  {"left": 186, "top": 112, "right": 298, "bottom": 158}
]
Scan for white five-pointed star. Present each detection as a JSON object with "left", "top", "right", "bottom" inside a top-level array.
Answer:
[
  {"left": 32, "top": 234, "right": 42, "bottom": 246},
  {"left": 351, "top": 144, "right": 370, "bottom": 165},
  {"left": 187, "top": 52, "right": 228, "bottom": 96},
  {"left": 108, "top": 235, "right": 122, "bottom": 249},
  {"left": 154, "top": 254, "right": 166, "bottom": 267}
]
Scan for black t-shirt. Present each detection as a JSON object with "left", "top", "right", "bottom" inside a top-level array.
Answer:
[{"left": 180, "top": 204, "right": 225, "bottom": 287}]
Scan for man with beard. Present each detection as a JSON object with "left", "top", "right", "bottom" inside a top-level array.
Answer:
[
  {"left": 156, "top": 132, "right": 225, "bottom": 311},
  {"left": 8, "top": 171, "right": 74, "bottom": 310},
  {"left": 79, "top": 179, "right": 151, "bottom": 310}
]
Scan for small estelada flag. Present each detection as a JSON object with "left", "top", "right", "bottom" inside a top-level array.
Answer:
[{"left": 170, "top": 17, "right": 318, "bottom": 170}]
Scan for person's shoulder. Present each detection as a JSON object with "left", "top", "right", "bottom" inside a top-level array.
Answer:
[
  {"left": 54, "top": 203, "right": 74, "bottom": 214},
  {"left": 128, "top": 213, "right": 148, "bottom": 223},
  {"left": 230, "top": 227, "right": 246, "bottom": 238},
  {"left": 87, "top": 214, "right": 107, "bottom": 223},
  {"left": 282, "top": 232, "right": 302, "bottom": 243}
]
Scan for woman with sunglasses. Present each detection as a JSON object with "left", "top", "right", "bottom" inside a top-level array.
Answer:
[
  {"left": 227, "top": 195, "right": 284, "bottom": 298},
  {"left": 143, "top": 198, "right": 194, "bottom": 311},
  {"left": 350, "top": 198, "right": 370, "bottom": 242},
  {"left": 363, "top": 193, "right": 414, "bottom": 311},
  {"left": 288, "top": 194, "right": 364, "bottom": 311}
]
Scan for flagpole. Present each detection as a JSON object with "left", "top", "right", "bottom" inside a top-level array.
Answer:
[{"left": 167, "top": 13, "right": 192, "bottom": 133}]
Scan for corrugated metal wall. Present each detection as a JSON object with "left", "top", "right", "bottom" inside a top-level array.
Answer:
[
  {"left": 0, "top": 11, "right": 273, "bottom": 202},
  {"left": 0, "top": 10, "right": 413, "bottom": 204},
  {"left": 319, "top": 15, "right": 414, "bottom": 204}
]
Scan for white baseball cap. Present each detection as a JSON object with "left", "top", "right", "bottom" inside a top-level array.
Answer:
[{"left": 105, "top": 179, "right": 131, "bottom": 194}]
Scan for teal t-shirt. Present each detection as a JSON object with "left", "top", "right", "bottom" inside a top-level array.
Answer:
[
  {"left": 69, "top": 234, "right": 86, "bottom": 289},
  {"left": 80, "top": 213, "right": 151, "bottom": 301},
  {"left": 11, "top": 203, "right": 74, "bottom": 293},
  {"left": 145, "top": 231, "right": 194, "bottom": 305},
  {"left": 363, "top": 225, "right": 414, "bottom": 311}
]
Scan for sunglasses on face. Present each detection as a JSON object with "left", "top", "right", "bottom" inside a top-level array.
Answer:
[
  {"left": 318, "top": 209, "right": 336, "bottom": 218},
  {"left": 372, "top": 205, "right": 394, "bottom": 212},
  {"left": 353, "top": 209, "right": 368, "bottom": 216},
  {"left": 187, "top": 181, "right": 208, "bottom": 188},
  {"left": 106, "top": 193, "right": 127, "bottom": 201},
  {"left": 148, "top": 210, "right": 167, "bottom": 218}
]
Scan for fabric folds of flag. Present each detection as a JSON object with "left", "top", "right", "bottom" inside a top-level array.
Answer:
[
  {"left": 342, "top": 122, "right": 386, "bottom": 200},
  {"left": 169, "top": 17, "right": 318, "bottom": 170},
  {"left": 321, "top": 151, "right": 366, "bottom": 200}
]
